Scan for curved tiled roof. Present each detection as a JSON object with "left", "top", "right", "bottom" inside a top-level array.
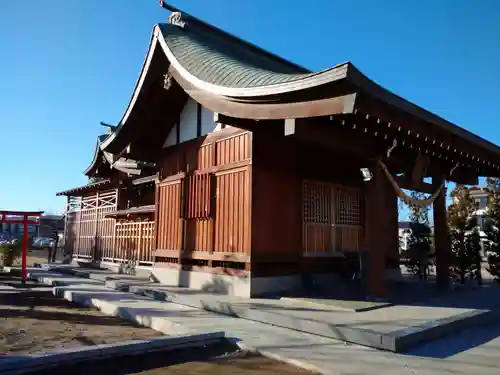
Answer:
[
  {"left": 158, "top": 23, "right": 315, "bottom": 89},
  {"left": 99, "top": 3, "right": 500, "bottom": 172},
  {"left": 157, "top": 21, "right": 350, "bottom": 98}
]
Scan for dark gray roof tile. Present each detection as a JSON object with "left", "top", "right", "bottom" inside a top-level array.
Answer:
[{"left": 158, "top": 23, "right": 316, "bottom": 89}]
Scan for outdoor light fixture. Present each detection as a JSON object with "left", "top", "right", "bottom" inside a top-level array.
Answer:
[{"left": 360, "top": 168, "right": 373, "bottom": 182}]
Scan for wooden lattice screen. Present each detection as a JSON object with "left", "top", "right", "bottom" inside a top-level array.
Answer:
[
  {"left": 156, "top": 180, "right": 183, "bottom": 251},
  {"left": 67, "top": 190, "right": 117, "bottom": 261},
  {"left": 114, "top": 221, "right": 155, "bottom": 265},
  {"left": 302, "top": 180, "right": 361, "bottom": 254}
]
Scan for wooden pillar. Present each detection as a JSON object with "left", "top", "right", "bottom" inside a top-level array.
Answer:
[
  {"left": 384, "top": 178, "right": 400, "bottom": 265},
  {"left": 63, "top": 196, "right": 70, "bottom": 256},
  {"left": 432, "top": 179, "right": 450, "bottom": 288},
  {"left": 21, "top": 215, "right": 29, "bottom": 283},
  {"left": 94, "top": 190, "right": 100, "bottom": 262},
  {"left": 364, "top": 160, "right": 387, "bottom": 297}
]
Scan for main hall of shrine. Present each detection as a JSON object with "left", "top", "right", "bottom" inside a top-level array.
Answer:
[{"left": 57, "top": 1, "right": 500, "bottom": 298}]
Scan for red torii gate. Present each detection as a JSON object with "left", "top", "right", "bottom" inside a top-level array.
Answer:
[{"left": 0, "top": 210, "right": 43, "bottom": 283}]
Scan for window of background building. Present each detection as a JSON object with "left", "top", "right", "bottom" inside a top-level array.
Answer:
[{"left": 477, "top": 216, "right": 485, "bottom": 231}]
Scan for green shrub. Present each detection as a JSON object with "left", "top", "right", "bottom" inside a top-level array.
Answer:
[{"left": 0, "top": 241, "right": 22, "bottom": 266}]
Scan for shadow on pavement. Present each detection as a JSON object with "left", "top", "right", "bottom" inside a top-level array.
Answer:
[{"left": 404, "top": 321, "right": 500, "bottom": 358}]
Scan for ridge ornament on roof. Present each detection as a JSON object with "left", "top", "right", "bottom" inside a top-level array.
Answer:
[
  {"left": 168, "top": 11, "right": 187, "bottom": 28},
  {"left": 163, "top": 72, "right": 173, "bottom": 90}
]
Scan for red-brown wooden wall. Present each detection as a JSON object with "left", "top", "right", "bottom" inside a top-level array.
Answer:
[{"left": 155, "top": 128, "right": 252, "bottom": 263}]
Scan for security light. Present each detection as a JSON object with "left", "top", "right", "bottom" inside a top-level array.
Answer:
[{"left": 360, "top": 168, "right": 373, "bottom": 182}]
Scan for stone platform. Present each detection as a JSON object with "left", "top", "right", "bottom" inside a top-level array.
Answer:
[
  {"left": 125, "top": 283, "right": 500, "bottom": 352},
  {"left": 22, "top": 264, "right": 500, "bottom": 353}
]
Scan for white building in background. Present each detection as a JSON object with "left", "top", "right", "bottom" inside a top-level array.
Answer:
[
  {"left": 398, "top": 221, "right": 412, "bottom": 253},
  {"left": 468, "top": 187, "right": 491, "bottom": 259},
  {"left": 398, "top": 221, "right": 431, "bottom": 254}
]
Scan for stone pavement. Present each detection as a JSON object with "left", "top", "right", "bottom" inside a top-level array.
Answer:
[
  {"left": 15, "top": 265, "right": 500, "bottom": 374},
  {"left": 31, "top": 264, "right": 500, "bottom": 352}
]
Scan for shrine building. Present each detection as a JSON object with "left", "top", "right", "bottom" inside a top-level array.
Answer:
[{"left": 56, "top": 2, "right": 500, "bottom": 298}]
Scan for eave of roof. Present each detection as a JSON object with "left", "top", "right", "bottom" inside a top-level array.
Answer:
[
  {"left": 56, "top": 179, "right": 112, "bottom": 197},
  {"left": 132, "top": 174, "right": 159, "bottom": 185},
  {"left": 84, "top": 134, "right": 110, "bottom": 176},
  {"left": 104, "top": 205, "right": 155, "bottom": 218},
  {"left": 84, "top": 133, "right": 155, "bottom": 177},
  {"left": 100, "top": 30, "right": 158, "bottom": 152}
]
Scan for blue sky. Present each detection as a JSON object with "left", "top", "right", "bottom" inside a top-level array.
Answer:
[{"left": 0, "top": 0, "right": 499, "bottom": 216}]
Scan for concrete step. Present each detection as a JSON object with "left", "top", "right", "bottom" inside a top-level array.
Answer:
[
  {"left": 121, "top": 282, "right": 500, "bottom": 353},
  {"left": 51, "top": 265, "right": 151, "bottom": 283},
  {"left": 31, "top": 269, "right": 500, "bottom": 353},
  {"left": 25, "top": 271, "right": 500, "bottom": 375},
  {"left": 51, "top": 284, "right": 339, "bottom": 363}
]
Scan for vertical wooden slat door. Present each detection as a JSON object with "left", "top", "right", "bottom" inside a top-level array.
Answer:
[
  {"left": 214, "top": 167, "right": 251, "bottom": 255},
  {"left": 182, "top": 173, "right": 214, "bottom": 254},
  {"left": 156, "top": 180, "right": 183, "bottom": 252}
]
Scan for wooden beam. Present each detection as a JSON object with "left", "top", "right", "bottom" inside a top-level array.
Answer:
[
  {"left": 352, "top": 112, "right": 484, "bottom": 185},
  {"left": 170, "top": 66, "right": 357, "bottom": 120},
  {"left": 354, "top": 93, "right": 500, "bottom": 176},
  {"left": 132, "top": 174, "right": 159, "bottom": 186},
  {"left": 213, "top": 113, "right": 259, "bottom": 129},
  {"left": 283, "top": 118, "right": 378, "bottom": 158},
  {"left": 449, "top": 167, "right": 479, "bottom": 186},
  {"left": 393, "top": 175, "right": 437, "bottom": 194}
]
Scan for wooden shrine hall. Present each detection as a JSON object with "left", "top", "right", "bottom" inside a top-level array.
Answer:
[{"left": 56, "top": 1, "right": 500, "bottom": 298}]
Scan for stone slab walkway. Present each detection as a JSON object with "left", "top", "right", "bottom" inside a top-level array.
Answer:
[
  {"left": 30, "top": 265, "right": 500, "bottom": 352},
  {"left": 18, "top": 267, "right": 500, "bottom": 375}
]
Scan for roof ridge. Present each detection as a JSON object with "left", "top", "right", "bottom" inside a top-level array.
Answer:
[{"left": 159, "top": 1, "right": 310, "bottom": 74}]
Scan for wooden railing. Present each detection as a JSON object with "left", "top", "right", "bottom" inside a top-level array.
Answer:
[{"left": 113, "top": 221, "right": 155, "bottom": 265}]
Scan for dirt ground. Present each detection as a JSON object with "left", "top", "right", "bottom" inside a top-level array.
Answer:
[
  {"left": 0, "top": 275, "right": 162, "bottom": 355},
  {"left": 0, "top": 274, "right": 314, "bottom": 375},
  {"left": 132, "top": 351, "right": 315, "bottom": 375},
  {"left": 12, "top": 248, "right": 63, "bottom": 266}
]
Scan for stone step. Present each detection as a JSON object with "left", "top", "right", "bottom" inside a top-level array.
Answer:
[
  {"left": 120, "top": 282, "right": 500, "bottom": 353},
  {"left": 51, "top": 265, "right": 151, "bottom": 283},
  {"left": 25, "top": 270, "right": 500, "bottom": 375},
  {"left": 51, "top": 282, "right": 340, "bottom": 374},
  {"left": 32, "top": 269, "right": 500, "bottom": 353}
]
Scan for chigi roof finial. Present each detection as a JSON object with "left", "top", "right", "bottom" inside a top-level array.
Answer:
[{"left": 159, "top": 1, "right": 186, "bottom": 28}]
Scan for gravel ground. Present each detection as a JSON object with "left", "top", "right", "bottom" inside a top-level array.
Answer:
[{"left": 0, "top": 275, "right": 162, "bottom": 355}]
